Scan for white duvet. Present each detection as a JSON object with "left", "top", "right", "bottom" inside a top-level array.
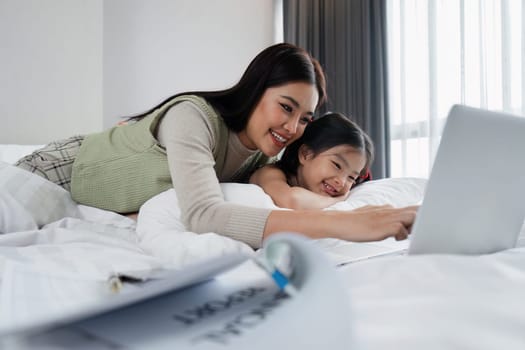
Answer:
[{"left": 1, "top": 157, "right": 525, "bottom": 349}]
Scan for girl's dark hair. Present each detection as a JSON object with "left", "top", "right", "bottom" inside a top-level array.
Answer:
[
  {"left": 277, "top": 112, "right": 374, "bottom": 184},
  {"left": 127, "top": 43, "right": 327, "bottom": 131}
]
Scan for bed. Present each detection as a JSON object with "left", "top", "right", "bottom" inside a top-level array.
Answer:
[{"left": 1, "top": 144, "right": 524, "bottom": 349}]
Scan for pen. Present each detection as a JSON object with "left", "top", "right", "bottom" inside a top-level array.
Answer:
[
  {"left": 270, "top": 267, "right": 299, "bottom": 297},
  {"left": 253, "top": 257, "right": 299, "bottom": 297}
]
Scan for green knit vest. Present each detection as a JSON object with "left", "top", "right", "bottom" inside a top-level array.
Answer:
[{"left": 70, "top": 95, "right": 269, "bottom": 213}]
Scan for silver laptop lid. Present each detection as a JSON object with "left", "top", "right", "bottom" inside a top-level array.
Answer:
[{"left": 408, "top": 104, "right": 525, "bottom": 255}]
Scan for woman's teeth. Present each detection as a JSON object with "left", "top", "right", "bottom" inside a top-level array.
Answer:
[{"left": 271, "top": 130, "right": 287, "bottom": 143}]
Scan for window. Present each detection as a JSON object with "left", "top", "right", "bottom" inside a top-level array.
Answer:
[{"left": 387, "top": 0, "right": 524, "bottom": 177}]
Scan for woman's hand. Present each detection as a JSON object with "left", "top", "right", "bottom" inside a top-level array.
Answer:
[{"left": 338, "top": 205, "right": 419, "bottom": 242}]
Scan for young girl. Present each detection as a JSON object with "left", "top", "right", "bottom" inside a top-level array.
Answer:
[
  {"left": 16, "top": 43, "right": 416, "bottom": 247},
  {"left": 250, "top": 113, "right": 373, "bottom": 209}
]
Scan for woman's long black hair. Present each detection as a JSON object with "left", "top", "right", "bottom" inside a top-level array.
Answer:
[
  {"left": 127, "top": 43, "right": 327, "bottom": 132},
  {"left": 276, "top": 112, "right": 374, "bottom": 184}
]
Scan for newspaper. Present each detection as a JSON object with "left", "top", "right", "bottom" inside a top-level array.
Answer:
[{"left": 1, "top": 234, "right": 354, "bottom": 349}]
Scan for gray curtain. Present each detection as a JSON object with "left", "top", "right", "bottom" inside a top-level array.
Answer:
[{"left": 283, "top": 0, "right": 390, "bottom": 178}]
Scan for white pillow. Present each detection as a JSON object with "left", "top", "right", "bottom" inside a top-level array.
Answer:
[
  {"left": 0, "top": 161, "right": 80, "bottom": 234},
  {"left": 136, "top": 183, "right": 279, "bottom": 236},
  {"left": 136, "top": 185, "right": 263, "bottom": 268},
  {"left": 221, "top": 183, "right": 280, "bottom": 209},
  {"left": 136, "top": 188, "right": 185, "bottom": 234},
  {"left": 332, "top": 177, "right": 427, "bottom": 210},
  {"left": 0, "top": 144, "right": 45, "bottom": 164}
]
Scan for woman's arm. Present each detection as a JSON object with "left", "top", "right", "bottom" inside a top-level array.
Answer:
[
  {"left": 250, "top": 165, "right": 347, "bottom": 209},
  {"left": 264, "top": 205, "right": 418, "bottom": 242},
  {"left": 158, "top": 101, "right": 273, "bottom": 248}
]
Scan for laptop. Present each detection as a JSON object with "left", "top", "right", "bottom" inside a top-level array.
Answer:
[
  {"left": 332, "top": 104, "right": 525, "bottom": 264},
  {"left": 408, "top": 104, "right": 525, "bottom": 254}
]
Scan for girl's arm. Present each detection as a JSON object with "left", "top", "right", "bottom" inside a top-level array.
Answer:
[{"left": 250, "top": 165, "right": 347, "bottom": 209}]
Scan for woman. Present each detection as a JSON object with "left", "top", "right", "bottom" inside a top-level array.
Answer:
[{"left": 16, "top": 43, "right": 416, "bottom": 248}]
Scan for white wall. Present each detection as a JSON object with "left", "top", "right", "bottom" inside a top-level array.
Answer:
[
  {"left": 0, "top": 0, "right": 277, "bottom": 144},
  {"left": 103, "top": 0, "right": 276, "bottom": 127},
  {"left": 0, "top": 0, "right": 103, "bottom": 144}
]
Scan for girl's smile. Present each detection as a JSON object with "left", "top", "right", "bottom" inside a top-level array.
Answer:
[{"left": 296, "top": 144, "right": 367, "bottom": 197}]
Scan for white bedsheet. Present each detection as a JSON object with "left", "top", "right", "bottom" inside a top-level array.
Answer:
[
  {"left": 1, "top": 150, "right": 525, "bottom": 348},
  {"left": 343, "top": 248, "right": 525, "bottom": 349}
]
